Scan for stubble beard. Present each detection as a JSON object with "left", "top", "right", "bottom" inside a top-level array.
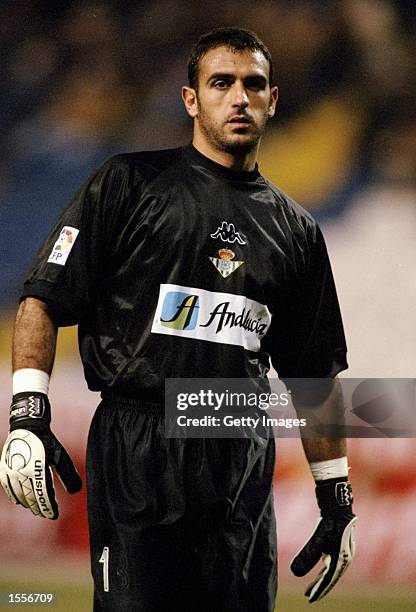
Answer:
[{"left": 197, "top": 100, "right": 269, "bottom": 155}]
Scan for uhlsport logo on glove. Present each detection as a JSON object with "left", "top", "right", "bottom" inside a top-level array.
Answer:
[{"left": 151, "top": 284, "right": 271, "bottom": 352}]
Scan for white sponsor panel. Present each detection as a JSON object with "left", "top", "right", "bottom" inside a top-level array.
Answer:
[
  {"left": 151, "top": 283, "right": 271, "bottom": 352},
  {"left": 47, "top": 226, "right": 79, "bottom": 266}
]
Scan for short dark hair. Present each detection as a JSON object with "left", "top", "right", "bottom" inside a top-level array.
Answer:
[{"left": 188, "top": 27, "right": 273, "bottom": 90}]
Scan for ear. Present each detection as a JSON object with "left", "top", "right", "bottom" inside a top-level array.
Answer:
[
  {"left": 182, "top": 86, "right": 198, "bottom": 118},
  {"left": 268, "top": 85, "right": 279, "bottom": 118}
]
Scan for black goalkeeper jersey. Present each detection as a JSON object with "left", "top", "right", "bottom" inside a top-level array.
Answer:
[{"left": 21, "top": 144, "right": 347, "bottom": 400}]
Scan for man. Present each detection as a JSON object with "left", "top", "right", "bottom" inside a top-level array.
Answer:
[{"left": 0, "top": 28, "right": 356, "bottom": 611}]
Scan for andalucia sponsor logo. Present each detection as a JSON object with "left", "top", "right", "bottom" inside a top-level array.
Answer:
[
  {"left": 152, "top": 284, "right": 271, "bottom": 352},
  {"left": 161, "top": 293, "right": 200, "bottom": 330}
]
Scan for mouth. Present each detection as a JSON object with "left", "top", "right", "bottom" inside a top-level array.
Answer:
[
  {"left": 227, "top": 116, "right": 252, "bottom": 130},
  {"left": 228, "top": 116, "right": 251, "bottom": 125}
]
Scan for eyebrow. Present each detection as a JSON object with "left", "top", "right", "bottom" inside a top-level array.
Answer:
[{"left": 207, "top": 72, "right": 268, "bottom": 84}]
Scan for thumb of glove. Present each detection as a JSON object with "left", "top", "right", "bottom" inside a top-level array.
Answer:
[
  {"left": 49, "top": 435, "right": 82, "bottom": 494},
  {"left": 290, "top": 520, "right": 324, "bottom": 577}
]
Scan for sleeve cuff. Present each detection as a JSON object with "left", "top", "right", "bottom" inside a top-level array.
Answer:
[{"left": 20, "top": 280, "right": 85, "bottom": 327}]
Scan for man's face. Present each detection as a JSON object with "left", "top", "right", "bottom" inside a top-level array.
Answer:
[{"left": 190, "top": 46, "right": 277, "bottom": 154}]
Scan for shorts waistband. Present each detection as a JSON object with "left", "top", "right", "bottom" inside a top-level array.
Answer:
[{"left": 100, "top": 391, "right": 165, "bottom": 413}]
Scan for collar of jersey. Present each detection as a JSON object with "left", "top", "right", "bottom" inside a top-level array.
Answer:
[{"left": 184, "top": 144, "right": 261, "bottom": 183}]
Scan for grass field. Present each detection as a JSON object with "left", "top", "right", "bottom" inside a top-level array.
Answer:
[{"left": 0, "top": 579, "right": 415, "bottom": 611}]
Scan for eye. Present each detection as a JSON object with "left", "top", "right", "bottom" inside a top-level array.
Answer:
[
  {"left": 213, "top": 79, "right": 231, "bottom": 89},
  {"left": 245, "top": 77, "right": 267, "bottom": 91}
]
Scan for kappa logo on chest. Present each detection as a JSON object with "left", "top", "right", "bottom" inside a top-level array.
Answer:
[{"left": 210, "top": 221, "right": 247, "bottom": 245}]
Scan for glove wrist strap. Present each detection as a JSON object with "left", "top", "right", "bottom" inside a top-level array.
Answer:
[
  {"left": 10, "top": 392, "right": 51, "bottom": 432},
  {"left": 316, "top": 477, "right": 353, "bottom": 514}
]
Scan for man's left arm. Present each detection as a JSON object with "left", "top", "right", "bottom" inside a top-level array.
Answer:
[{"left": 291, "top": 378, "right": 357, "bottom": 603}]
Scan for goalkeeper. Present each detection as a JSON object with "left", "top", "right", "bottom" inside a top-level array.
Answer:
[{"left": 0, "top": 27, "right": 356, "bottom": 610}]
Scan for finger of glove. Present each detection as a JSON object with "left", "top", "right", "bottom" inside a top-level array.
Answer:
[
  {"left": 0, "top": 442, "right": 23, "bottom": 505},
  {"left": 23, "top": 475, "right": 45, "bottom": 518},
  {"left": 1, "top": 432, "right": 35, "bottom": 508},
  {"left": 307, "top": 552, "right": 347, "bottom": 603},
  {"left": 0, "top": 470, "right": 25, "bottom": 506},
  {"left": 290, "top": 520, "right": 324, "bottom": 576},
  {"left": 4, "top": 468, "right": 44, "bottom": 517},
  {"left": 307, "top": 517, "right": 357, "bottom": 603},
  {"left": 52, "top": 440, "right": 82, "bottom": 494},
  {"left": 37, "top": 465, "right": 59, "bottom": 519},
  {"left": 5, "top": 471, "right": 32, "bottom": 507},
  {"left": 305, "top": 553, "right": 333, "bottom": 602}
]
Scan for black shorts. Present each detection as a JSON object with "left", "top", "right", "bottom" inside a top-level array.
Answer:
[{"left": 86, "top": 396, "right": 277, "bottom": 611}]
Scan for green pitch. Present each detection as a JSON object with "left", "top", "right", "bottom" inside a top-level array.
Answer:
[
  {"left": 0, "top": 581, "right": 415, "bottom": 611},
  {"left": 278, "top": 589, "right": 416, "bottom": 611}
]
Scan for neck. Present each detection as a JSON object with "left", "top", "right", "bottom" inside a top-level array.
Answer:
[{"left": 192, "top": 132, "right": 259, "bottom": 172}]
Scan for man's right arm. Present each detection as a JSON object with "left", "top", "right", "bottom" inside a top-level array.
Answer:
[
  {"left": 0, "top": 298, "right": 82, "bottom": 520},
  {"left": 13, "top": 298, "right": 57, "bottom": 374}
]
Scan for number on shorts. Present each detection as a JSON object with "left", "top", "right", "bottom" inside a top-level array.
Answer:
[{"left": 99, "top": 546, "right": 110, "bottom": 592}]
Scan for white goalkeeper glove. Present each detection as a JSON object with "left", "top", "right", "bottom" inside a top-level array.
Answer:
[
  {"left": 290, "top": 478, "right": 357, "bottom": 603},
  {"left": 0, "top": 392, "right": 82, "bottom": 519}
]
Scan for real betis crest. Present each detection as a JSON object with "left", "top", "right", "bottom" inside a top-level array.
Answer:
[{"left": 209, "top": 248, "right": 244, "bottom": 278}]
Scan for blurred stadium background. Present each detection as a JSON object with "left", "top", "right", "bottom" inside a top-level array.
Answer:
[{"left": 0, "top": 1, "right": 415, "bottom": 610}]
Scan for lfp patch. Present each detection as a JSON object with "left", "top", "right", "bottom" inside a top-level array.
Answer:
[{"left": 47, "top": 226, "right": 79, "bottom": 265}]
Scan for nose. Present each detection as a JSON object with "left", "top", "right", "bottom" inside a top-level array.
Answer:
[{"left": 232, "top": 83, "right": 249, "bottom": 109}]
